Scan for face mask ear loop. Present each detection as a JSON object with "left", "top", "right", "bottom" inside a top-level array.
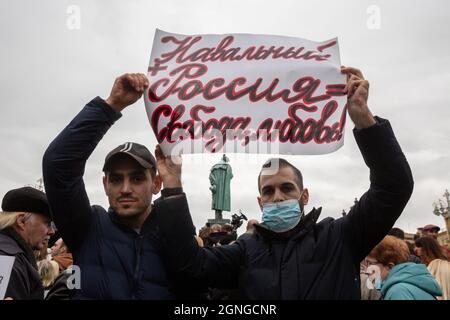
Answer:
[{"left": 298, "top": 190, "right": 305, "bottom": 218}]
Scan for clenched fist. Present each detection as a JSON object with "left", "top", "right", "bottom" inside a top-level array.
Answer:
[
  {"left": 106, "top": 73, "right": 149, "bottom": 112},
  {"left": 341, "top": 66, "right": 376, "bottom": 129},
  {"left": 155, "top": 145, "right": 182, "bottom": 189}
]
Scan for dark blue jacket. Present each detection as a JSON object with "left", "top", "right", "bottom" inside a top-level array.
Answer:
[
  {"left": 42, "top": 97, "right": 185, "bottom": 299},
  {"left": 158, "top": 117, "right": 414, "bottom": 299}
]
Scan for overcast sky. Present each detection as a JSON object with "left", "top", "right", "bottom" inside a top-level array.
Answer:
[{"left": 1, "top": 0, "right": 449, "bottom": 235}]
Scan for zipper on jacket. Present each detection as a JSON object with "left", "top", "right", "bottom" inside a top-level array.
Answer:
[{"left": 131, "top": 234, "right": 144, "bottom": 299}]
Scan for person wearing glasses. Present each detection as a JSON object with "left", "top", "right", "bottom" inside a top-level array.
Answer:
[{"left": 0, "top": 187, "right": 56, "bottom": 299}]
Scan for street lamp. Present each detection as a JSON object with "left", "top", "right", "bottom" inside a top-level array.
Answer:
[
  {"left": 433, "top": 189, "right": 450, "bottom": 240},
  {"left": 433, "top": 189, "right": 450, "bottom": 218}
]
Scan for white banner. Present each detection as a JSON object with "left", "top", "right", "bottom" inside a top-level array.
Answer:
[
  {"left": 0, "top": 255, "right": 15, "bottom": 299},
  {"left": 145, "top": 29, "right": 347, "bottom": 155}
]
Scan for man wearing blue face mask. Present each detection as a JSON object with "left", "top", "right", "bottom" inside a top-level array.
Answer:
[
  {"left": 156, "top": 66, "right": 414, "bottom": 299},
  {"left": 258, "top": 176, "right": 306, "bottom": 234}
]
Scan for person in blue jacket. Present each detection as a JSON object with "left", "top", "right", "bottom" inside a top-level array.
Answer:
[
  {"left": 366, "top": 235, "right": 442, "bottom": 300},
  {"left": 42, "top": 73, "right": 192, "bottom": 299}
]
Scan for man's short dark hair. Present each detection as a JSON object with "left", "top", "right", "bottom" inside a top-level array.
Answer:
[
  {"left": 257, "top": 158, "right": 303, "bottom": 192},
  {"left": 388, "top": 227, "right": 405, "bottom": 240}
]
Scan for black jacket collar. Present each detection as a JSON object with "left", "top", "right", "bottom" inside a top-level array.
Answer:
[
  {"left": 107, "top": 205, "right": 156, "bottom": 235},
  {"left": 0, "top": 228, "right": 38, "bottom": 269}
]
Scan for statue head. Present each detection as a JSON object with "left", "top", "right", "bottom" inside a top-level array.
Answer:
[{"left": 222, "top": 154, "right": 229, "bottom": 163}]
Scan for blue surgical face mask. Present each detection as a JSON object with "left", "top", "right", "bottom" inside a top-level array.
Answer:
[
  {"left": 261, "top": 196, "right": 303, "bottom": 233},
  {"left": 374, "top": 277, "right": 383, "bottom": 291}
]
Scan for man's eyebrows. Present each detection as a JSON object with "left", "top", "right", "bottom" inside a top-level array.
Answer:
[
  {"left": 261, "top": 185, "right": 273, "bottom": 192},
  {"left": 109, "top": 170, "right": 146, "bottom": 176},
  {"left": 108, "top": 172, "right": 122, "bottom": 177},
  {"left": 129, "top": 170, "right": 146, "bottom": 176},
  {"left": 261, "top": 182, "right": 295, "bottom": 191}
]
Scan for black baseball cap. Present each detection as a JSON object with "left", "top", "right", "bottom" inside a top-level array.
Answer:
[
  {"left": 103, "top": 142, "right": 157, "bottom": 173},
  {"left": 2, "top": 187, "right": 50, "bottom": 217}
]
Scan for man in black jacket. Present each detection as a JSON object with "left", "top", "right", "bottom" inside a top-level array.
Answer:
[
  {"left": 155, "top": 66, "right": 414, "bottom": 299},
  {"left": 0, "top": 187, "right": 55, "bottom": 299},
  {"left": 42, "top": 73, "right": 190, "bottom": 299}
]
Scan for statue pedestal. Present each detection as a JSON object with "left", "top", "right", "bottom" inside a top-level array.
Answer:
[
  {"left": 208, "top": 218, "right": 231, "bottom": 226},
  {"left": 208, "top": 209, "right": 230, "bottom": 225}
]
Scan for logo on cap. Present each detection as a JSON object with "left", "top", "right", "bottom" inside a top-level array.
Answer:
[{"left": 103, "top": 142, "right": 157, "bottom": 173}]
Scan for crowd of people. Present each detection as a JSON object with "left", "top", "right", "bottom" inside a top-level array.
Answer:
[
  {"left": 360, "top": 226, "right": 450, "bottom": 300},
  {"left": 1, "top": 67, "right": 449, "bottom": 300}
]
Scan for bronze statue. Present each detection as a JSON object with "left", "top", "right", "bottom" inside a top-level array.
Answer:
[{"left": 209, "top": 154, "right": 233, "bottom": 221}]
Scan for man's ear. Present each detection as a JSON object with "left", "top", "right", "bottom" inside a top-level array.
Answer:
[
  {"left": 152, "top": 174, "right": 162, "bottom": 195},
  {"left": 15, "top": 213, "right": 28, "bottom": 231},
  {"left": 257, "top": 196, "right": 263, "bottom": 212},
  {"left": 301, "top": 188, "right": 309, "bottom": 206},
  {"left": 103, "top": 175, "right": 109, "bottom": 196}
]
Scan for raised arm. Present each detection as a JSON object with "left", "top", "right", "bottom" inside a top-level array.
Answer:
[
  {"left": 338, "top": 67, "right": 414, "bottom": 262},
  {"left": 42, "top": 73, "right": 148, "bottom": 251},
  {"left": 154, "top": 146, "right": 243, "bottom": 288}
]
